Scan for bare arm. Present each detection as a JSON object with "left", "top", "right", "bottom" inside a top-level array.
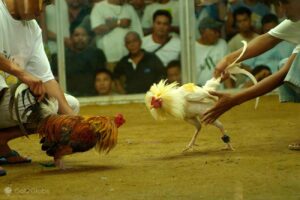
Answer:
[
  {"left": 214, "top": 33, "right": 282, "bottom": 77},
  {"left": 0, "top": 54, "right": 45, "bottom": 101},
  {"left": 93, "top": 18, "right": 131, "bottom": 36},
  {"left": 202, "top": 53, "right": 296, "bottom": 124},
  {"left": 44, "top": 79, "right": 75, "bottom": 115}
]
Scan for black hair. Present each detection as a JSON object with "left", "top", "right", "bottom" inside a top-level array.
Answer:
[
  {"left": 166, "top": 60, "right": 181, "bottom": 71},
  {"left": 152, "top": 9, "right": 173, "bottom": 24},
  {"left": 252, "top": 65, "right": 271, "bottom": 76},
  {"left": 233, "top": 6, "right": 252, "bottom": 21},
  {"left": 70, "top": 25, "right": 88, "bottom": 36},
  {"left": 261, "top": 13, "right": 279, "bottom": 25},
  {"left": 95, "top": 68, "right": 113, "bottom": 80}
]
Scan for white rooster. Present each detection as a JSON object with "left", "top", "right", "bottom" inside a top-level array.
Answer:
[{"left": 145, "top": 41, "right": 258, "bottom": 152}]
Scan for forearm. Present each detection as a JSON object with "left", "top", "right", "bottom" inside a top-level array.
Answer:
[
  {"left": 44, "top": 79, "right": 75, "bottom": 115},
  {"left": 93, "top": 24, "right": 113, "bottom": 35},
  {"left": 225, "top": 34, "right": 282, "bottom": 65},
  {"left": 0, "top": 54, "right": 26, "bottom": 79},
  {"left": 232, "top": 53, "right": 296, "bottom": 105}
]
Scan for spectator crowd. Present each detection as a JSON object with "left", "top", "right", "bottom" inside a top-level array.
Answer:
[{"left": 39, "top": 0, "right": 295, "bottom": 96}]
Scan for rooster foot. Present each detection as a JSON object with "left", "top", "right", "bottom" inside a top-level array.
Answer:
[
  {"left": 182, "top": 144, "right": 199, "bottom": 153},
  {"left": 54, "top": 159, "right": 69, "bottom": 170}
]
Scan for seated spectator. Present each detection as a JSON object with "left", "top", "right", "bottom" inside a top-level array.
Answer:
[
  {"left": 195, "top": 17, "right": 229, "bottom": 87},
  {"left": 91, "top": 0, "right": 143, "bottom": 71},
  {"left": 226, "top": 0, "right": 270, "bottom": 37},
  {"left": 242, "top": 65, "right": 272, "bottom": 88},
  {"left": 94, "top": 69, "right": 115, "bottom": 95},
  {"left": 228, "top": 7, "right": 259, "bottom": 53},
  {"left": 142, "top": 10, "right": 181, "bottom": 67},
  {"left": 166, "top": 60, "right": 182, "bottom": 85},
  {"left": 114, "top": 31, "right": 166, "bottom": 94},
  {"left": 142, "top": 0, "right": 179, "bottom": 35},
  {"left": 51, "top": 27, "right": 107, "bottom": 96}
]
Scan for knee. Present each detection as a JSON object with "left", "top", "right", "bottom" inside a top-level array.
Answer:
[{"left": 65, "top": 94, "right": 80, "bottom": 114}]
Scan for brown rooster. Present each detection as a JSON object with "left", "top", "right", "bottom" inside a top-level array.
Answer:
[
  {"left": 11, "top": 84, "right": 125, "bottom": 169},
  {"left": 38, "top": 114, "right": 125, "bottom": 169}
]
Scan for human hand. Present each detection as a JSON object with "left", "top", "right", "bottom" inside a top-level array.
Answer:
[
  {"left": 213, "top": 58, "right": 230, "bottom": 80},
  {"left": 105, "top": 17, "right": 118, "bottom": 29},
  {"left": 119, "top": 18, "right": 131, "bottom": 28},
  {"left": 202, "top": 91, "right": 236, "bottom": 124},
  {"left": 19, "top": 72, "right": 46, "bottom": 102}
]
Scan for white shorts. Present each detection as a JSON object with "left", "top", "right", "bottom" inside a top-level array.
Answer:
[
  {"left": 0, "top": 87, "right": 80, "bottom": 129},
  {"left": 0, "top": 87, "right": 34, "bottom": 129}
]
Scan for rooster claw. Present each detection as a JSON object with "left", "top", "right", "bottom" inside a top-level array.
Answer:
[
  {"left": 182, "top": 144, "right": 199, "bottom": 153},
  {"left": 221, "top": 144, "right": 235, "bottom": 151}
]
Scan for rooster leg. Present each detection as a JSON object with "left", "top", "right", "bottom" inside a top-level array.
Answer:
[
  {"left": 182, "top": 117, "right": 202, "bottom": 153},
  {"left": 212, "top": 120, "right": 234, "bottom": 151},
  {"left": 54, "top": 146, "right": 73, "bottom": 170}
]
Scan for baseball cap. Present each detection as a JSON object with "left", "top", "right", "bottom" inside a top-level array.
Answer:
[{"left": 198, "top": 17, "right": 223, "bottom": 31}]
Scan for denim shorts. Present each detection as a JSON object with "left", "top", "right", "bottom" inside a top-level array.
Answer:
[{"left": 278, "top": 54, "right": 300, "bottom": 102}]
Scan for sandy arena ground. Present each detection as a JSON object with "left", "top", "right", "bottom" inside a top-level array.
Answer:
[{"left": 0, "top": 95, "right": 299, "bottom": 200}]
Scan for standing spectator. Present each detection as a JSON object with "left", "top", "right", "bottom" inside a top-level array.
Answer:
[
  {"left": 142, "top": 10, "right": 181, "bottom": 67},
  {"left": 94, "top": 69, "right": 114, "bottom": 95},
  {"left": 228, "top": 7, "right": 259, "bottom": 53},
  {"left": 51, "top": 27, "right": 106, "bottom": 96},
  {"left": 142, "top": 0, "right": 179, "bottom": 35},
  {"left": 166, "top": 60, "right": 181, "bottom": 85},
  {"left": 68, "top": 0, "right": 92, "bottom": 35},
  {"left": 226, "top": 0, "right": 270, "bottom": 37},
  {"left": 91, "top": 0, "right": 142, "bottom": 71},
  {"left": 128, "top": 0, "right": 145, "bottom": 21},
  {"left": 114, "top": 31, "right": 165, "bottom": 94},
  {"left": 195, "top": 17, "right": 229, "bottom": 87}
]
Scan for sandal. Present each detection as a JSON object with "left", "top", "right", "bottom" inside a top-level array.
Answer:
[
  {"left": 0, "top": 150, "right": 31, "bottom": 165},
  {"left": 288, "top": 143, "right": 300, "bottom": 151}
]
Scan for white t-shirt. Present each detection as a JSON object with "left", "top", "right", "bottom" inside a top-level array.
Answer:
[
  {"left": 141, "top": 1, "right": 179, "bottom": 29},
  {"left": 0, "top": 1, "right": 54, "bottom": 90},
  {"left": 142, "top": 34, "right": 181, "bottom": 66},
  {"left": 195, "top": 39, "right": 229, "bottom": 86},
  {"left": 268, "top": 19, "right": 300, "bottom": 53},
  {"left": 91, "top": 2, "right": 142, "bottom": 62},
  {"left": 228, "top": 33, "right": 259, "bottom": 53}
]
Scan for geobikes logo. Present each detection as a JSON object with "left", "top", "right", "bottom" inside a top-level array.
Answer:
[{"left": 3, "top": 186, "right": 50, "bottom": 196}]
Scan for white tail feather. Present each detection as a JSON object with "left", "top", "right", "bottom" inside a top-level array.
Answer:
[
  {"left": 225, "top": 41, "right": 260, "bottom": 109},
  {"left": 40, "top": 98, "right": 59, "bottom": 118}
]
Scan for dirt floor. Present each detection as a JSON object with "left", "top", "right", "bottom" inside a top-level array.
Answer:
[{"left": 0, "top": 95, "right": 299, "bottom": 200}]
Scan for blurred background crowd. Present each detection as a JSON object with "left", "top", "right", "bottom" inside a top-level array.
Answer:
[{"left": 36, "top": 0, "right": 295, "bottom": 97}]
